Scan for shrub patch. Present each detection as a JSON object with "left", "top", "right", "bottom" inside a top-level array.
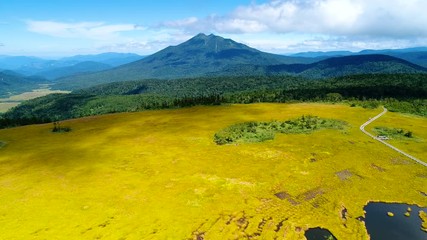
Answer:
[{"left": 214, "top": 115, "right": 347, "bottom": 145}]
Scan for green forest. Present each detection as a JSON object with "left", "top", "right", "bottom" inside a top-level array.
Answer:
[{"left": 1, "top": 73, "right": 426, "bottom": 128}]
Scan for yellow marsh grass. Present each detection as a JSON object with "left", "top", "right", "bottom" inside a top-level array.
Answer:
[{"left": 0, "top": 103, "right": 425, "bottom": 239}]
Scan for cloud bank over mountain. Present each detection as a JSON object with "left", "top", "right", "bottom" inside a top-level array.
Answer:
[{"left": 2, "top": 0, "right": 426, "bottom": 56}]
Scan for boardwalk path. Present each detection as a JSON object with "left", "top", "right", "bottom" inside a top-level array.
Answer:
[{"left": 360, "top": 107, "right": 427, "bottom": 167}]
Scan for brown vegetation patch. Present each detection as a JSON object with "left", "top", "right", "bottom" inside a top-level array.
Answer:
[
  {"left": 341, "top": 207, "right": 348, "bottom": 220},
  {"left": 246, "top": 217, "right": 272, "bottom": 238},
  {"left": 311, "top": 196, "right": 329, "bottom": 208},
  {"left": 194, "top": 232, "right": 204, "bottom": 240},
  {"left": 275, "top": 219, "right": 286, "bottom": 232},
  {"left": 417, "top": 173, "right": 427, "bottom": 179},
  {"left": 236, "top": 213, "right": 250, "bottom": 231},
  {"left": 274, "top": 191, "right": 299, "bottom": 205},
  {"left": 391, "top": 157, "right": 412, "bottom": 165},
  {"left": 371, "top": 163, "right": 386, "bottom": 172},
  {"left": 310, "top": 152, "right": 317, "bottom": 162},
  {"left": 297, "top": 187, "right": 325, "bottom": 201},
  {"left": 336, "top": 169, "right": 353, "bottom": 181}
]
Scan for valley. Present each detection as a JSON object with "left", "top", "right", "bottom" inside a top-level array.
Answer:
[
  {"left": 0, "top": 86, "right": 69, "bottom": 113},
  {"left": 0, "top": 103, "right": 425, "bottom": 239}
]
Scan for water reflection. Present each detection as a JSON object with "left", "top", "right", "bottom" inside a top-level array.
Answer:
[
  {"left": 364, "top": 202, "right": 427, "bottom": 240},
  {"left": 305, "top": 227, "right": 337, "bottom": 240}
]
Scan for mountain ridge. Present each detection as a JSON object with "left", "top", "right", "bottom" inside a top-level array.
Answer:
[
  {"left": 0, "top": 53, "right": 143, "bottom": 76},
  {"left": 53, "top": 33, "right": 427, "bottom": 90},
  {"left": 290, "top": 47, "right": 427, "bottom": 67},
  {"left": 35, "top": 61, "right": 112, "bottom": 80},
  {"left": 0, "top": 70, "right": 48, "bottom": 97}
]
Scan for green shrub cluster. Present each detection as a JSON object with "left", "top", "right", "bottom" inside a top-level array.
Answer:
[
  {"left": 373, "top": 127, "right": 414, "bottom": 139},
  {"left": 51, "top": 121, "right": 71, "bottom": 133},
  {"left": 214, "top": 116, "right": 347, "bottom": 145}
]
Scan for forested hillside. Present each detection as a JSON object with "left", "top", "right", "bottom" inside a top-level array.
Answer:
[
  {"left": 2, "top": 73, "right": 426, "bottom": 128},
  {"left": 0, "top": 70, "right": 48, "bottom": 97}
]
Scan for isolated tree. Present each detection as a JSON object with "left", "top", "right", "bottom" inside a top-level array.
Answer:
[{"left": 326, "top": 93, "right": 343, "bottom": 103}]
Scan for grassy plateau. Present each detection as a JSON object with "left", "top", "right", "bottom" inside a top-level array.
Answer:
[{"left": 0, "top": 103, "right": 425, "bottom": 239}]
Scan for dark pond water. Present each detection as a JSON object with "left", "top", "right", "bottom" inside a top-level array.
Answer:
[
  {"left": 304, "top": 227, "right": 337, "bottom": 240},
  {"left": 364, "top": 202, "right": 427, "bottom": 240}
]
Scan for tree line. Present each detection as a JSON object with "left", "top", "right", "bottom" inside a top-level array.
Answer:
[{"left": 1, "top": 73, "right": 426, "bottom": 128}]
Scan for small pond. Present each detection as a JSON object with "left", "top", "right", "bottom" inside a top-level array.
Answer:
[
  {"left": 364, "top": 202, "right": 427, "bottom": 240},
  {"left": 304, "top": 227, "right": 337, "bottom": 240}
]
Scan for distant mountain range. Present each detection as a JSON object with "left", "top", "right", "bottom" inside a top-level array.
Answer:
[
  {"left": 0, "top": 53, "right": 143, "bottom": 79},
  {"left": 1, "top": 33, "right": 427, "bottom": 93},
  {"left": 0, "top": 70, "right": 47, "bottom": 97},
  {"left": 291, "top": 47, "right": 427, "bottom": 68},
  {"left": 36, "top": 61, "right": 112, "bottom": 80},
  {"left": 53, "top": 34, "right": 427, "bottom": 90},
  {"left": 267, "top": 54, "right": 426, "bottom": 78}
]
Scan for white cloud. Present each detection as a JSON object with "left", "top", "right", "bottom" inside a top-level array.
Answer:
[
  {"left": 162, "top": 0, "right": 427, "bottom": 38},
  {"left": 95, "top": 29, "right": 194, "bottom": 55},
  {"left": 215, "top": 18, "right": 268, "bottom": 33},
  {"left": 227, "top": 0, "right": 427, "bottom": 37},
  {"left": 26, "top": 20, "right": 143, "bottom": 40},
  {"left": 162, "top": 17, "right": 199, "bottom": 28},
  {"left": 146, "top": 0, "right": 427, "bottom": 54},
  {"left": 213, "top": 31, "right": 426, "bottom": 54},
  {"left": 20, "top": 1, "right": 427, "bottom": 56}
]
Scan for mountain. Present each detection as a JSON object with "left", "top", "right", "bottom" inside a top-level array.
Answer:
[
  {"left": 302, "top": 54, "right": 426, "bottom": 78},
  {"left": 209, "top": 54, "right": 427, "bottom": 78},
  {"left": 53, "top": 33, "right": 318, "bottom": 90},
  {"left": 59, "top": 52, "right": 143, "bottom": 67},
  {"left": 36, "top": 61, "right": 112, "bottom": 80},
  {"left": 0, "top": 70, "right": 48, "bottom": 97},
  {"left": 0, "top": 53, "right": 143, "bottom": 77},
  {"left": 358, "top": 47, "right": 427, "bottom": 54},
  {"left": 289, "top": 47, "right": 427, "bottom": 68},
  {"left": 290, "top": 51, "right": 353, "bottom": 58},
  {"left": 266, "top": 54, "right": 427, "bottom": 78},
  {"left": 0, "top": 56, "right": 48, "bottom": 73},
  {"left": 384, "top": 52, "right": 427, "bottom": 68}
]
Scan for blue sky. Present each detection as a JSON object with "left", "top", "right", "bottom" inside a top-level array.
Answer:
[{"left": 1, "top": 0, "right": 426, "bottom": 57}]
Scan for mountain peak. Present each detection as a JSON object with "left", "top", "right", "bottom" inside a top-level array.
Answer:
[
  {"left": 189, "top": 33, "right": 224, "bottom": 43},
  {"left": 182, "top": 33, "right": 252, "bottom": 54},
  {"left": 193, "top": 33, "right": 217, "bottom": 39},
  {"left": 194, "top": 33, "right": 208, "bottom": 38}
]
